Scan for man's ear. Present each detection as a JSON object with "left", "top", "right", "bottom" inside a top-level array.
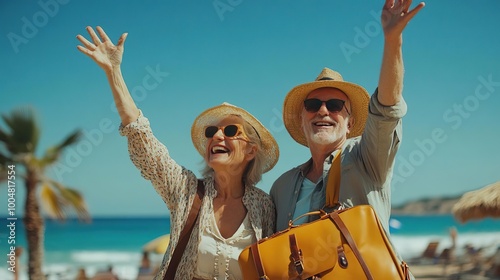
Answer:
[{"left": 347, "top": 117, "right": 355, "bottom": 133}]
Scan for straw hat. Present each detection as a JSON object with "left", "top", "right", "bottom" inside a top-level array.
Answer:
[
  {"left": 191, "top": 102, "right": 279, "bottom": 173},
  {"left": 283, "top": 67, "right": 370, "bottom": 147}
]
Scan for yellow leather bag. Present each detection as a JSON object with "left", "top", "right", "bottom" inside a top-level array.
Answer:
[{"left": 238, "top": 205, "right": 410, "bottom": 279}]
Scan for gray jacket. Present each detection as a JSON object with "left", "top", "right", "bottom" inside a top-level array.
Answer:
[{"left": 270, "top": 89, "right": 406, "bottom": 234}]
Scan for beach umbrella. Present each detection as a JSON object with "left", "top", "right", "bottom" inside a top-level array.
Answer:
[
  {"left": 143, "top": 234, "right": 170, "bottom": 254},
  {"left": 452, "top": 181, "right": 500, "bottom": 223}
]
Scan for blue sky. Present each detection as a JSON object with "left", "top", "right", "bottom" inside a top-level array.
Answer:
[{"left": 1, "top": 0, "right": 499, "bottom": 217}]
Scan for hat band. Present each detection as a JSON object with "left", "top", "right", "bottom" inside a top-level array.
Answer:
[{"left": 318, "top": 77, "right": 334, "bottom": 81}]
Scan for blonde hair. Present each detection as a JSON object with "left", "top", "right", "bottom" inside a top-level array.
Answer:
[{"left": 201, "top": 116, "right": 265, "bottom": 186}]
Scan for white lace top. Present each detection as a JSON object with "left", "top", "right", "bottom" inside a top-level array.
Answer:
[{"left": 195, "top": 210, "right": 256, "bottom": 280}]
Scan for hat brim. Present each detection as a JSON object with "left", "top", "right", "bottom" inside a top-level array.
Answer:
[
  {"left": 283, "top": 80, "right": 370, "bottom": 147},
  {"left": 191, "top": 103, "right": 279, "bottom": 173}
]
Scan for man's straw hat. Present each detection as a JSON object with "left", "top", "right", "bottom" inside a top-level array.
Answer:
[
  {"left": 191, "top": 102, "right": 279, "bottom": 173},
  {"left": 283, "top": 67, "right": 370, "bottom": 146}
]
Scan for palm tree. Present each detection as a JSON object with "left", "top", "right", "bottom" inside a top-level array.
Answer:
[{"left": 0, "top": 107, "right": 90, "bottom": 280}]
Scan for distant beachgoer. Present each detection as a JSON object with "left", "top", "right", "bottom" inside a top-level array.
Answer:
[
  {"left": 13, "top": 247, "right": 23, "bottom": 280},
  {"left": 76, "top": 26, "right": 278, "bottom": 280},
  {"left": 75, "top": 267, "right": 88, "bottom": 280},
  {"left": 91, "top": 265, "right": 119, "bottom": 280},
  {"left": 491, "top": 246, "right": 500, "bottom": 277},
  {"left": 137, "top": 251, "right": 152, "bottom": 276}
]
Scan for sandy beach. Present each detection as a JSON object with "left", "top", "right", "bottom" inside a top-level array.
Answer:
[{"left": 409, "top": 260, "right": 500, "bottom": 280}]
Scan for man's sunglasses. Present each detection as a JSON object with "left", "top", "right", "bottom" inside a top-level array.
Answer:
[
  {"left": 204, "top": 124, "right": 248, "bottom": 139},
  {"left": 303, "top": 98, "right": 350, "bottom": 115}
]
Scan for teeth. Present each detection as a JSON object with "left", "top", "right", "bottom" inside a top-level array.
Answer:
[
  {"left": 212, "top": 146, "right": 229, "bottom": 154},
  {"left": 315, "top": 122, "right": 332, "bottom": 126}
]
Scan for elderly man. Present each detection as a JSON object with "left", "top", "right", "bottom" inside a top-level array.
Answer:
[{"left": 270, "top": 2, "right": 424, "bottom": 274}]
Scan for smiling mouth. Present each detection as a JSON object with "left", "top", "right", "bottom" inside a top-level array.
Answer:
[
  {"left": 211, "top": 146, "right": 229, "bottom": 154},
  {"left": 313, "top": 121, "right": 334, "bottom": 127}
]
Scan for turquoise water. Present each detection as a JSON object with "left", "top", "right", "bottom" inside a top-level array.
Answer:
[{"left": 1, "top": 215, "right": 498, "bottom": 280}]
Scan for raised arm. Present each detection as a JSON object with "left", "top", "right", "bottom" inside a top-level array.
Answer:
[
  {"left": 378, "top": 0, "right": 425, "bottom": 106},
  {"left": 77, "top": 26, "right": 139, "bottom": 125}
]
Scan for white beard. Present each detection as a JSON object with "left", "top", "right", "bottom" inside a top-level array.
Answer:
[{"left": 308, "top": 129, "right": 344, "bottom": 145}]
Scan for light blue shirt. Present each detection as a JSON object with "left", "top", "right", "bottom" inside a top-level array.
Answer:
[{"left": 292, "top": 178, "right": 317, "bottom": 224}]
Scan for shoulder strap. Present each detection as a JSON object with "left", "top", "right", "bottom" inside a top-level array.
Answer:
[
  {"left": 329, "top": 212, "right": 373, "bottom": 280},
  {"left": 164, "top": 179, "right": 205, "bottom": 280},
  {"left": 325, "top": 149, "right": 342, "bottom": 207}
]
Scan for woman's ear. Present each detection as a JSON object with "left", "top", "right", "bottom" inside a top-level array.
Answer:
[{"left": 245, "top": 144, "right": 257, "bottom": 161}]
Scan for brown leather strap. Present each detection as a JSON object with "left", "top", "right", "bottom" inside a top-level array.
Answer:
[
  {"left": 164, "top": 180, "right": 205, "bottom": 280},
  {"left": 325, "top": 150, "right": 342, "bottom": 207},
  {"left": 250, "top": 243, "right": 269, "bottom": 280},
  {"left": 289, "top": 234, "right": 304, "bottom": 275},
  {"left": 401, "top": 261, "right": 411, "bottom": 280},
  {"left": 329, "top": 212, "right": 373, "bottom": 280}
]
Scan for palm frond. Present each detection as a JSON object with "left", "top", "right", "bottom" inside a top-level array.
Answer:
[
  {"left": 60, "top": 188, "right": 92, "bottom": 222},
  {"left": 0, "top": 127, "right": 9, "bottom": 144},
  {"left": 1, "top": 107, "right": 40, "bottom": 154},
  {"left": 58, "top": 130, "right": 82, "bottom": 149},
  {"left": 40, "top": 130, "right": 82, "bottom": 166},
  {"left": 0, "top": 151, "right": 11, "bottom": 165},
  {"left": 0, "top": 165, "right": 6, "bottom": 182},
  {"left": 40, "top": 183, "right": 65, "bottom": 220},
  {"left": 47, "top": 180, "right": 92, "bottom": 222}
]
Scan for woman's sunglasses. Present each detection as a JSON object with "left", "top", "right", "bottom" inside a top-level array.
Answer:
[
  {"left": 204, "top": 124, "right": 248, "bottom": 140},
  {"left": 304, "top": 98, "right": 351, "bottom": 115}
]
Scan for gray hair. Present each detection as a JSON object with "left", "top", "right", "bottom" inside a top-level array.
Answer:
[{"left": 201, "top": 118, "right": 264, "bottom": 187}]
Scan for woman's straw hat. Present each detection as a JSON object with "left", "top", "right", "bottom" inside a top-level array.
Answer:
[
  {"left": 191, "top": 102, "right": 279, "bottom": 173},
  {"left": 283, "top": 67, "right": 370, "bottom": 147}
]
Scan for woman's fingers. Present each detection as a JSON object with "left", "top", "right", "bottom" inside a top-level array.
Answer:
[
  {"left": 76, "top": 34, "right": 96, "bottom": 50},
  {"left": 116, "top": 33, "right": 128, "bottom": 48},
  {"left": 76, "top": 45, "right": 93, "bottom": 57},
  {"left": 86, "top": 26, "right": 102, "bottom": 45},
  {"left": 96, "top": 26, "right": 111, "bottom": 43}
]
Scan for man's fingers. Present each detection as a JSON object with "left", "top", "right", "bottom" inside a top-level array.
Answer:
[{"left": 405, "top": 2, "right": 425, "bottom": 22}]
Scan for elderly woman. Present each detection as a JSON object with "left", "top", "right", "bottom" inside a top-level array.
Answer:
[{"left": 77, "top": 26, "right": 279, "bottom": 280}]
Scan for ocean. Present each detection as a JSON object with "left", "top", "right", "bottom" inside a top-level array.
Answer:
[{"left": 1, "top": 215, "right": 499, "bottom": 280}]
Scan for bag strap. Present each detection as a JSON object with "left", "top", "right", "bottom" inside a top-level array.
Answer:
[
  {"left": 329, "top": 212, "right": 374, "bottom": 280},
  {"left": 325, "top": 149, "right": 342, "bottom": 207},
  {"left": 250, "top": 243, "right": 269, "bottom": 280},
  {"left": 164, "top": 179, "right": 205, "bottom": 280},
  {"left": 289, "top": 234, "right": 304, "bottom": 276}
]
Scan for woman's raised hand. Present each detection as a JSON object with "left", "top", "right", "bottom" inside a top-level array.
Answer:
[{"left": 76, "top": 26, "right": 127, "bottom": 72}]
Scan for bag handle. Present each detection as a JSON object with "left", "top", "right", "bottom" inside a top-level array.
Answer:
[
  {"left": 329, "top": 212, "right": 374, "bottom": 280},
  {"left": 164, "top": 179, "right": 205, "bottom": 280},
  {"left": 250, "top": 243, "right": 269, "bottom": 280},
  {"left": 288, "top": 210, "right": 325, "bottom": 227}
]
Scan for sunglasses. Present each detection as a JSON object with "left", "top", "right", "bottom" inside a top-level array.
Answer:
[
  {"left": 204, "top": 124, "right": 249, "bottom": 139},
  {"left": 304, "top": 98, "right": 351, "bottom": 115}
]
